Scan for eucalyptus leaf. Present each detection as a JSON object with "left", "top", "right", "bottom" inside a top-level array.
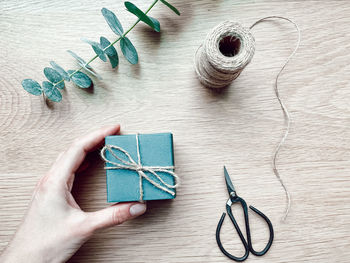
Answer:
[
  {"left": 68, "top": 70, "right": 92, "bottom": 88},
  {"left": 81, "top": 38, "right": 107, "bottom": 62},
  {"left": 101, "top": 8, "right": 124, "bottom": 36},
  {"left": 107, "top": 55, "right": 119, "bottom": 69},
  {"left": 67, "top": 50, "right": 93, "bottom": 69},
  {"left": 99, "top": 36, "right": 116, "bottom": 56},
  {"left": 67, "top": 50, "right": 101, "bottom": 79},
  {"left": 22, "top": 79, "right": 42, "bottom": 96},
  {"left": 55, "top": 82, "right": 65, "bottom": 90},
  {"left": 50, "top": 61, "right": 70, "bottom": 81},
  {"left": 43, "top": 67, "right": 65, "bottom": 90},
  {"left": 120, "top": 37, "right": 138, "bottom": 64},
  {"left": 100, "top": 36, "right": 119, "bottom": 68},
  {"left": 149, "top": 16, "right": 160, "bottom": 32},
  {"left": 42, "top": 81, "right": 62, "bottom": 102},
  {"left": 82, "top": 67, "right": 102, "bottom": 80},
  {"left": 124, "top": 1, "right": 159, "bottom": 32},
  {"left": 160, "top": 0, "right": 180, "bottom": 15},
  {"left": 88, "top": 69, "right": 102, "bottom": 79}
]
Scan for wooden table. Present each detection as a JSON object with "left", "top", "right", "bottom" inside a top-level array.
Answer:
[{"left": 1, "top": 0, "right": 350, "bottom": 262}]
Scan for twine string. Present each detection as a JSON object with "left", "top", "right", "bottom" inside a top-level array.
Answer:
[
  {"left": 101, "top": 134, "right": 179, "bottom": 201},
  {"left": 194, "top": 17, "right": 301, "bottom": 221},
  {"left": 250, "top": 16, "right": 301, "bottom": 221}
]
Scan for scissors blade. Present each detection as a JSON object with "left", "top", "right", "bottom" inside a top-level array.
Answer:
[{"left": 224, "top": 166, "right": 236, "bottom": 195}]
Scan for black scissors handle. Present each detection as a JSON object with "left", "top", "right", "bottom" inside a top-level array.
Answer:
[
  {"left": 216, "top": 196, "right": 274, "bottom": 261},
  {"left": 248, "top": 205, "right": 274, "bottom": 256}
]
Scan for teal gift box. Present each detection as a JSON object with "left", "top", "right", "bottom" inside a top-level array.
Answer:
[{"left": 102, "top": 133, "right": 177, "bottom": 203}]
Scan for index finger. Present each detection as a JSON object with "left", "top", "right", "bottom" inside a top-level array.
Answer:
[{"left": 50, "top": 124, "right": 120, "bottom": 180}]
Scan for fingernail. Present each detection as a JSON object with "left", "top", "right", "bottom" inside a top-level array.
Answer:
[{"left": 130, "top": 203, "right": 146, "bottom": 216}]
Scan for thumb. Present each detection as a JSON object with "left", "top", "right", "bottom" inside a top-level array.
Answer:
[{"left": 87, "top": 202, "right": 147, "bottom": 231}]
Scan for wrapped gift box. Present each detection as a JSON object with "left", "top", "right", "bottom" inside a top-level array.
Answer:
[{"left": 103, "top": 133, "right": 176, "bottom": 202}]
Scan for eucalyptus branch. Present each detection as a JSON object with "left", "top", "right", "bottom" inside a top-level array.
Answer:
[{"left": 22, "top": 0, "right": 180, "bottom": 102}]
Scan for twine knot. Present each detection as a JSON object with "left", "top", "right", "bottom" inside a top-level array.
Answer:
[{"left": 101, "top": 134, "right": 179, "bottom": 201}]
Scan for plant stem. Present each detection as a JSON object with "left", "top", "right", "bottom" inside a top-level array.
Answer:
[{"left": 54, "top": 0, "right": 159, "bottom": 88}]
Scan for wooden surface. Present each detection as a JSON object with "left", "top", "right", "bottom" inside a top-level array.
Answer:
[{"left": 1, "top": 0, "right": 350, "bottom": 262}]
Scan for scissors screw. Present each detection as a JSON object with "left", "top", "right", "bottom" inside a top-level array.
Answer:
[{"left": 230, "top": 191, "right": 237, "bottom": 198}]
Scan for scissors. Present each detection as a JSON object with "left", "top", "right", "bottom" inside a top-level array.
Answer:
[{"left": 216, "top": 166, "right": 274, "bottom": 262}]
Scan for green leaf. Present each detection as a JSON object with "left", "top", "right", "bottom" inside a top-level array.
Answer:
[
  {"left": 68, "top": 70, "right": 92, "bottom": 88},
  {"left": 50, "top": 61, "right": 70, "bottom": 81},
  {"left": 99, "top": 37, "right": 116, "bottom": 57},
  {"left": 83, "top": 67, "right": 102, "bottom": 80},
  {"left": 81, "top": 38, "right": 107, "bottom": 62},
  {"left": 22, "top": 79, "right": 42, "bottom": 96},
  {"left": 67, "top": 50, "right": 93, "bottom": 70},
  {"left": 101, "top": 7, "right": 124, "bottom": 36},
  {"left": 67, "top": 50, "right": 102, "bottom": 79},
  {"left": 124, "top": 1, "right": 160, "bottom": 32},
  {"left": 160, "top": 0, "right": 180, "bottom": 15},
  {"left": 42, "top": 81, "right": 62, "bottom": 102},
  {"left": 100, "top": 36, "right": 119, "bottom": 68},
  {"left": 43, "top": 67, "right": 65, "bottom": 90},
  {"left": 120, "top": 37, "right": 138, "bottom": 64},
  {"left": 149, "top": 16, "right": 160, "bottom": 32},
  {"left": 108, "top": 55, "right": 119, "bottom": 69}
]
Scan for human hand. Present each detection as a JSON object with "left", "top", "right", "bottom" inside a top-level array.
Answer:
[{"left": 0, "top": 125, "right": 147, "bottom": 263}]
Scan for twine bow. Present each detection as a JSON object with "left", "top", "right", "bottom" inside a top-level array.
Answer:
[{"left": 101, "top": 134, "right": 179, "bottom": 201}]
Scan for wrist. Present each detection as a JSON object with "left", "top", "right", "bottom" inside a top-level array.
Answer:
[{"left": 0, "top": 241, "right": 46, "bottom": 263}]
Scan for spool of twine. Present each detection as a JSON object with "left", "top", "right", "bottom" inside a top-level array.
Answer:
[
  {"left": 195, "top": 17, "right": 301, "bottom": 221},
  {"left": 194, "top": 21, "right": 255, "bottom": 89}
]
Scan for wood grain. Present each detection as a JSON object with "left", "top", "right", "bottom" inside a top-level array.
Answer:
[{"left": 1, "top": 0, "right": 350, "bottom": 262}]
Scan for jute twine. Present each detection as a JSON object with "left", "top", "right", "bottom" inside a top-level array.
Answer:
[
  {"left": 194, "top": 21, "right": 255, "bottom": 89},
  {"left": 195, "top": 16, "right": 301, "bottom": 221}
]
